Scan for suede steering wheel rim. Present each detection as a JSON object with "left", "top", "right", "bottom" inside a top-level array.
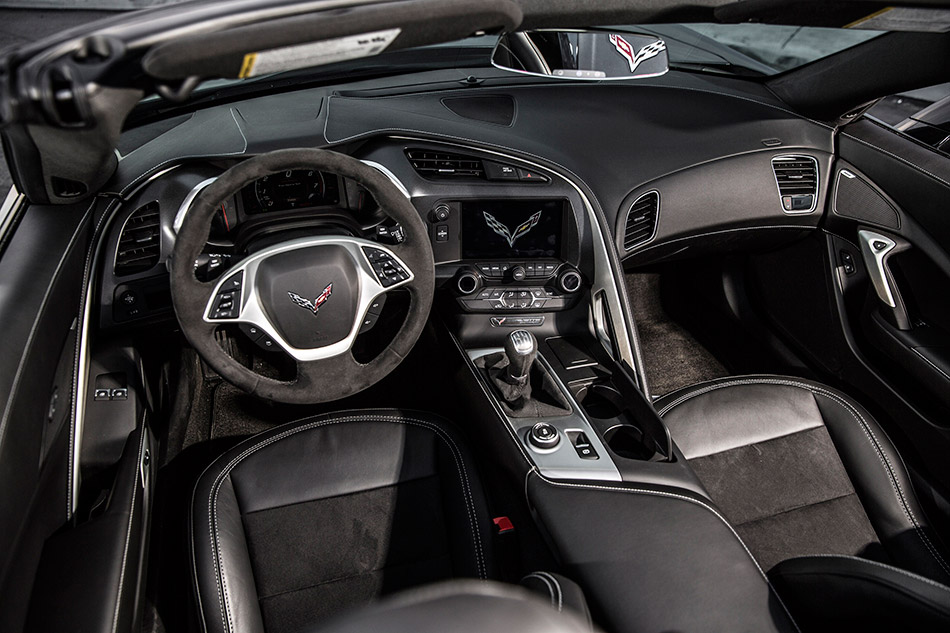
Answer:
[{"left": 170, "top": 148, "right": 434, "bottom": 405}]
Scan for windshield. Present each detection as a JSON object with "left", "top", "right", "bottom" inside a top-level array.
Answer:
[{"left": 187, "top": 23, "right": 881, "bottom": 95}]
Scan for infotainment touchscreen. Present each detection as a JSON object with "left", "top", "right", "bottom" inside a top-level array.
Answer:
[{"left": 460, "top": 199, "right": 563, "bottom": 259}]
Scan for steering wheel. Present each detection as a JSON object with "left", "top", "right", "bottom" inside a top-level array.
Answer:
[{"left": 170, "top": 149, "right": 434, "bottom": 405}]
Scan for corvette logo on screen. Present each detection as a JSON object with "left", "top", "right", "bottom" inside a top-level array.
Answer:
[
  {"left": 288, "top": 283, "right": 333, "bottom": 315},
  {"left": 608, "top": 34, "right": 666, "bottom": 74},
  {"left": 483, "top": 210, "right": 543, "bottom": 247}
]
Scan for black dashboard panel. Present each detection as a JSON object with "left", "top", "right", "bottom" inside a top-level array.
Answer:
[{"left": 98, "top": 69, "right": 836, "bottom": 331}]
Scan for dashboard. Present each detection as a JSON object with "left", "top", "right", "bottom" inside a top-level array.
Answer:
[{"left": 96, "top": 74, "right": 833, "bottom": 371}]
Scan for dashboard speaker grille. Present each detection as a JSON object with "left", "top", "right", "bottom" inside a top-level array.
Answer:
[
  {"left": 115, "top": 201, "right": 161, "bottom": 276},
  {"left": 833, "top": 170, "right": 900, "bottom": 229},
  {"left": 623, "top": 191, "right": 659, "bottom": 250},
  {"left": 405, "top": 149, "right": 485, "bottom": 179}
]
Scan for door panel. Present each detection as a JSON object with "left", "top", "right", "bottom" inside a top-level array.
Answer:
[{"left": 0, "top": 196, "right": 92, "bottom": 632}]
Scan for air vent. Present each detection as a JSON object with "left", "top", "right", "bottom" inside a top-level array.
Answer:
[
  {"left": 772, "top": 155, "right": 818, "bottom": 213},
  {"left": 114, "top": 201, "right": 161, "bottom": 276},
  {"left": 623, "top": 191, "right": 659, "bottom": 250},
  {"left": 405, "top": 149, "right": 485, "bottom": 179}
]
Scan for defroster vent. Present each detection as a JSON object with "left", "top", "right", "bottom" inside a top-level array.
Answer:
[
  {"left": 623, "top": 191, "right": 659, "bottom": 251},
  {"left": 405, "top": 149, "right": 485, "bottom": 179},
  {"left": 114, "top": 201, "right": 161, "bottom": 276}
]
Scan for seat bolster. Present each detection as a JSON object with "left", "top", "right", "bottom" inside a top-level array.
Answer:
[
  {"left": 191, "top": 475, "right": 265, "bottom": 633},
  {"left": 521, "top": 571, "right": 593, "bottom": 629},
  {"left": 655, "top": 376, "right": 825, "bottom": 460},
  {"left": 813, "top": 392, "right": 950, "bottom": 585},
  {"left": 769, "top": 555, "right": 950, "bottom": 633}
]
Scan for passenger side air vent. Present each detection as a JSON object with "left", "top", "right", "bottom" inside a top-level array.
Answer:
[
  {"left": 771, "top": 155, "right": 818, "bottom": 213},
  {"left": 623, "top": 191, "right": 659, "bottom": 250},
  {"left": 114, "top": 201, "right": 161, "bottom": 276},
  {"left": 405, "top": 149, "right": 486, "bottom": 179}
]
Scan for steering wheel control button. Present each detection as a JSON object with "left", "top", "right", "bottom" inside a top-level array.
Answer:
[
  {"left": 239, "top": 323, "right": 264, "bottom": 342},
  {"left": 362, "top": 246, "right": 409, "bottom": 288},
  {"left": 368, "top": 295, "right": 386, "bottom": 315},
  {"left": 209, "top": 271, "right": 244, "bottom": 320},
  {"left": 359, "top": 312, "right": 379, "bottom": 333},
  {"left": 528, "top": 422, "right": 560, "bottom": 450}
]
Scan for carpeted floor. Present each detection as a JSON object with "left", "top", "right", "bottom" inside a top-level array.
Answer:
[{"left": 626, "top": 272, "right": 730, "bottom": 397}]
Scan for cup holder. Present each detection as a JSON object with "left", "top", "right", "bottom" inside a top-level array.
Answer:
[
  {"left": 603, "top": 425, "right": 655, "bottom": 460},
  {"left": 574, "top": 384, "right": 626, "bottom": 420}
]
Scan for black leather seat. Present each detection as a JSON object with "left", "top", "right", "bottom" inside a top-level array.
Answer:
[
  {"left": 190, "top": 410, "right": 495, "bottom": 633},
  {"left": 654, "top": 375, "right": 950, "bottom": 584}
]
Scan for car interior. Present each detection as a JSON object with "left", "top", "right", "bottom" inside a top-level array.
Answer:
[{"left": 3, "top": 1, "right": 950, "bottom": 632}]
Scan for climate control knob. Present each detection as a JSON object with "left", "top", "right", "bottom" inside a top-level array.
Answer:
[
  {"left": 456, "top": 268, "right": 481, "bottom": 295},
  {"left": 559, "top": 269, "right": 582, "bottom": 293}
]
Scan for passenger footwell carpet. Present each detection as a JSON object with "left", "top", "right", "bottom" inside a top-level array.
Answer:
[{"left": 625, "top": 273, "right": 729, "bottom": 397}]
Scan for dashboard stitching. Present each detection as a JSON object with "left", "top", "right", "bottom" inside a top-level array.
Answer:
[
  {"left": 657, "top": 376, "right": 950, "bottom": 580},
  {"left": 532, "top": 471, "right": 803, "bottom": 632},
  {"left": 118, "top": 108, "right": 249, "bottom": 197},
  {"left": 841, "top": 130, "right": 950, "bottom": 191}
]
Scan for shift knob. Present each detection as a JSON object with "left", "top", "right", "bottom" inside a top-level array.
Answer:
[{"left": 504, "top": 330, "right": 538, "bottom": 383}]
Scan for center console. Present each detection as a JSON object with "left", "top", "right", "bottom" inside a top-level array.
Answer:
[
  {"left": 360, "top": 139, "right": 797, "bottom": 633},
  {"left": 428, "top": 198, "right": 585, "bottom": 317}
]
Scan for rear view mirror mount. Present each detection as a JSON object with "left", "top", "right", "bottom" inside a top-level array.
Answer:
[{"left": 492, "top": 29, "right": 668, "bottom": 81}]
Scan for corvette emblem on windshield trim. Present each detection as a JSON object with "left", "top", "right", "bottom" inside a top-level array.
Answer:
[
  {"left": 288, "top": 283, "right": 333, "bottom": 315},
  {"left": 608, "top": 34, "right": 666, "bottom": 74},
  {"left": 484, "top": 210, "right": 543, "bottom": 248}
]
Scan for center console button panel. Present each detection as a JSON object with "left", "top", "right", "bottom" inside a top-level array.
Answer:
[{"left": 460, "top": 286, "right": 570, "bottom": 312}]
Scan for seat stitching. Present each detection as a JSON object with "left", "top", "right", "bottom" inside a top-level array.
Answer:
[
  {"left": 536, "top": 571, "right": 563, "bottom": 612},
  {"left": 522, "top": 573, "right": 557, "bottom": 609},
  {"left": 532, "top": 472, "right": 802, "bottom": 633},
  {"left": 802, "top": 554, "right": 950, "bottom": 592},
  {"left": 204, "top": 414, "right": 487, "bottom": 633},
  {"left": 657, "top": 377, "right": 950, "bottom": 578}
]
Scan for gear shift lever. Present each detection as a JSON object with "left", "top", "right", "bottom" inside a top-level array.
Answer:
[
  {"left": 478, "top": 329, "right": 570, "bottom": 417},
  {"left": 504, "top": 330, "right": 538, "bottom": 385}
]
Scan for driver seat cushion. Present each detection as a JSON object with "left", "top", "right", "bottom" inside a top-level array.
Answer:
[
  {"left": 654, "top": 375, "right": 950, "bottom": 584},
  {"left": 190, "top": 409, "right": 494, "bottom": 633}
]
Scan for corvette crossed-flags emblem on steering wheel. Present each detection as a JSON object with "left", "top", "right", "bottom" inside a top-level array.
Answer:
[{"left": 288, "top": 283, "right": 333, "bottom": 315}]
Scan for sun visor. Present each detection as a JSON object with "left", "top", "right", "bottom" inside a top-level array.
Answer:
[{"left": 142, "top": 0, "right": 523, "bottom": 81}]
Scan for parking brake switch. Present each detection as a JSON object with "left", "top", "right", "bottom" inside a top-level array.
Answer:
[{"left": 571, "top": 431, "right": 599, "bottom": 460}]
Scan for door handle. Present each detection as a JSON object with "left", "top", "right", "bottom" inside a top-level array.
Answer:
[{"left": 857, "top": 229, "right": 911, "bottom": 329}]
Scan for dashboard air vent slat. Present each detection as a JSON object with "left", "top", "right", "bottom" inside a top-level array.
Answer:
[
  {"left": 405, "top": 149, "right": 485, "bottom": 179},
  {"left": 623, "top": 191, "right": 659, "bottom": 251},
  {"left": 772, "top": 155, "right": 819, "bottom": 212},
  {"left": 115, "top": 201, "right": 161, "bottom": 276}
]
